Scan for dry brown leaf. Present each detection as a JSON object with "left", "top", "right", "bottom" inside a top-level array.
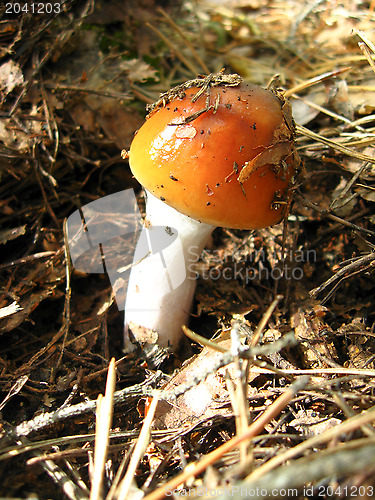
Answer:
[
  {"left": 289, "top": 409, "right": 341, "bottom": 437},
  {"left": 0, "top": 225, "right": 26, "bottom": 245},
  {"left": 0, "top": 117, "right": 42, "bottom": 151},
  {"left": 0, "top": 60, "right": 23, "bottom": 96},
  {"left": 342, "top": 147, "right": 375, "bottom": 179},
  {"left": 154, "top": 338, "right": 259, "bottom": 429},
  {"left": 119, "top": 58, "right": 159, "bottom": 83},
  {"left": 238, "top": 141, "right": 294, "bottom": 184},
  {"left": 289, "top": 87, "right": 327, "bottom": 126}
]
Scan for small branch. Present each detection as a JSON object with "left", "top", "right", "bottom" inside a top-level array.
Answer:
[
  {"left": 297, "top": 124, "right": 375, "bottom": 165},
  {"left": 217, "top": 439, "right": 375, "bottom": 499},
  {"left": 143, "top": 377, "right": 309, "bottom": 500},
  {"left": 310, "top": 252, "right": 375, "bottom": 299},
  {"left": 246, "top": 404, "right": 375, "bottom": 483},
  {"left": 4, "top": 336, "right": 298, "bottom": 440}
]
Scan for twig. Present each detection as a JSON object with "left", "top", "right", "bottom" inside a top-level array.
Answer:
[
  {"left": 115, "top": 391, "right": 160, "bottom": 500},
  {"left": 247, "top": 367, "right": 375, "bottom": 377},
  {"left": 38, "top": 457, "right": 90, "bottom": 500},
  {"left": 52, "top": 220, "right": 74, "bottom": 377},
  {"left": 0, "top": 301, "right": 23, "bottom": 319},
  {"left": 8, "top": 0, "right": 95, "bottom": 116},
  {"left": 157, "top": 7, "right": 209, "bottom": 74},
  {"left": 89, "top": 358, "right": 116, "bottom": 500},
  {"left": 146, "top": 22, "right": 199, "bottom": 75},
  {"left": 251, "top": 295, "right": 283, "bottom": 346},
  {"left": 290, "top": 93, "right": 364, "bottom": 130},
  {"left": 331, "top": 392, "right": 375, "bottom": 438},
  {"left": 0, "top": 423, "right": 89, "bottom": 500},
  {"left": 354, "top": 29, "right": 375, "bottom": 75},
  {"left": 44, "top": 83, "right": 131, "bottom": 100},
  {"left": 310, "top": 252, "right": 375, "bottom": 299},
  {"left": 0, "top": 375, "right": 28, "bottom": 411},
  {"left": 0, "top": 251, "right": 57, "bottom": 270},
  {"left": 5, "top": 375, "right": 159, "bottom": 440},
  {"left": 297, "top": 124, "right": 375, "bottom": 165},
  {"left": 330, "top": 161, "right": 369, "bottom": 211},
  {"left": 284, "top": 68, "right": 352, "bottom": 98},
  {"left": 300, "top": 196, "right": 375, "bottom": 238},
  {"left": 162, "top": 333, "right": 299, "bottom": 402},
  {"left": 182, "top": 295, "right": 283, "bottom": 352},
  {"left": 216, "top": 439, "right": 375, "bottom": 499},
  {"left": 143, "top": 377, "right": 310, "bottom": 500},
  {"left": 4, "top": 337, "right": 299, "bottom": 441},
  {"left": 228, "top": 324, "right": 252, "bottom": 468},
  {"left": 246, "top": 403, "right": 375, "bottom": 483}
]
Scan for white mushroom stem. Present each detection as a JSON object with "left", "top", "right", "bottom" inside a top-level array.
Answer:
[{"left": 124, "top": 190, "right": 215, "bottom": 349}]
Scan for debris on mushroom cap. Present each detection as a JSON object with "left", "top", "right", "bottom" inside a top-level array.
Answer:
[{"left": 128, "top": 73, "right": 301, "bottom": 230}]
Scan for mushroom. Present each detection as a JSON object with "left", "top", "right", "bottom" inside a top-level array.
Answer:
[{"left": 123, "top": 73, "right": 300, "bottom": 350}]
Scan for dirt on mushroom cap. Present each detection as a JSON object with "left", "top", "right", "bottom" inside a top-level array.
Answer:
[{"left": 129, "top": 73, "right": 301, "bottom": 229}]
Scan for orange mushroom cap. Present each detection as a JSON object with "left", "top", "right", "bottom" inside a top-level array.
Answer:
[{"left": 128, "top": 75, "right": 300, "bottom": 230}]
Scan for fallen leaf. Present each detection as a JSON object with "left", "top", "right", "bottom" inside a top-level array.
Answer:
[
  {"left": 0, "top": 225, "right": 26, "bottom": 245},
  {"left": 120, "top": 58, "right": 159, "bottom": 83},
  {"left": 0, "top": 60, "right": 23, "bottom": 97},
  {"left": 289, "top": 409, "right": 341, "bottom": 437},
  {"left": 238, "top": 141, "right": 294, "bottom": 184},
  {"left": 153, "top": 337, "right": 259, "bottom": 429}
]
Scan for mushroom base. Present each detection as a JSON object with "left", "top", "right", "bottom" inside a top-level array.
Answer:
[{"left": 124, "top": 191, "right": 214, "bottom": 350}]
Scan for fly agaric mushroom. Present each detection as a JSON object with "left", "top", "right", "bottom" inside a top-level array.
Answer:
[{"left": 123, "top": 73, "right": 300, "bottom": 350}]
